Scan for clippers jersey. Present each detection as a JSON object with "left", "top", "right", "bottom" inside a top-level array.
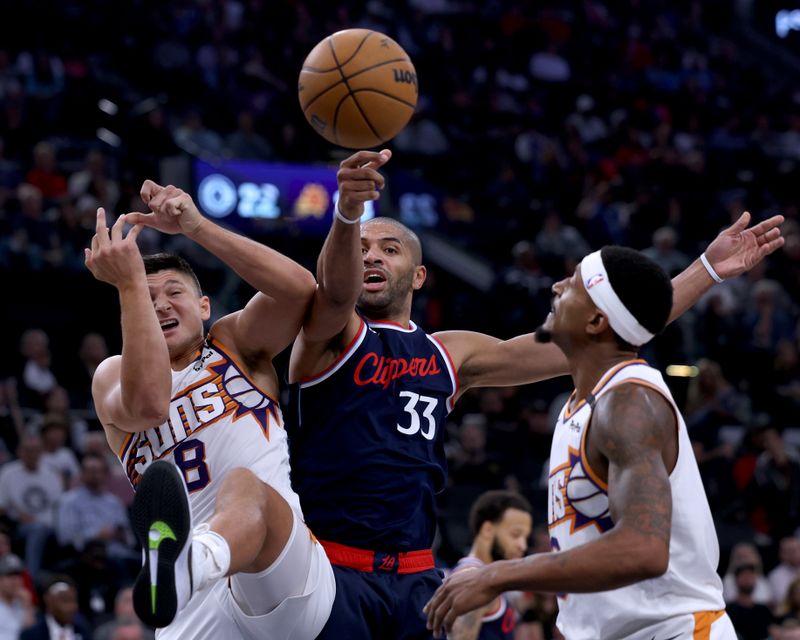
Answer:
[
  {"left": 453, "top": 557, "right": 516, "bottom": 640},
  {"left": 547, "top": 360, "right": 725, "bottom": 640},
  {"left": 117, "top": 337, "right": 301, "bottom": 524},
  {"left": 288, "top": 318, "right": 457, "bottom": 551}
]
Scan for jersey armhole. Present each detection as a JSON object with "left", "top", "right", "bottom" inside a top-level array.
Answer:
[
  {"left": 300, "top": 318, "right": 368, "bottom": 387},
  {"left": 591, "top": 379, "right": 681, "bottom": 477},
  {"left": 426, "top": 334, "right": 459, "bottom": 412}
]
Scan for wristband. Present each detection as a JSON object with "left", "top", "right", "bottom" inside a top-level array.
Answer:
[
  {"left": 700, "top": 252, "right": 724, "bottom": 283},
  {"left": 335, "top": 205, "right": 361, "bottom": 225}
]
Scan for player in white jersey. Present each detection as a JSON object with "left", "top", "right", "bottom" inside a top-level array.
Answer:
[
  {"left": 86, "top": 182, "right": 335, "bottom": 639},
  {"left": 425, "top": 245, "right": 754, "bottom": 639}
]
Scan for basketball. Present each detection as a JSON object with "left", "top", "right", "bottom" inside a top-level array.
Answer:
[{"left": 298, "top": 29, "right": 418, "bottom": 149}]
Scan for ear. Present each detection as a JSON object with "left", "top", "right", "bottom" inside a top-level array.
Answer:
[
  {"left": 586, "top": 309, "right": 609, "bottom": 337},
  {"left": 200, "top": 296, "right": 211, "bottom": 321},
  {"left": 478, "top": 520, "right": 494, "bottom": 540},
  {"left": 412, "top": 265, "right": 427, "bottom": 291}
]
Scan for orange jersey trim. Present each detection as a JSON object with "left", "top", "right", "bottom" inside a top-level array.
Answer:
[
  {"left": 562, "top": 359, "right": 647, "bottom": 419},
  {"left": 693, "top": 609, "right": 725, "bottom": 639},
  {"left": 207, "top": 336, "right": 279, "bottom": 405}
]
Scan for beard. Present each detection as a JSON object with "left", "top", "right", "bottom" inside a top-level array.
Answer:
[
  {"left": 534, "top": 325, "right": 552, "bottom": 343},
  {"left": 490, "top": 538, "right": 507, "bottom": 562},
  {"left": 357, "top": 268, "right": 415, "bottom": 317}
]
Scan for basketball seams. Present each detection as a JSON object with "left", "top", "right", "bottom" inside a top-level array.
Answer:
[
  {"left": 300, "top": 57, "right": 412, "bottom": 112},
  {"left": 327, "top": 37, "right": 383, "bottom": 145},
  {"left": 348, "top": 89, "right": 417, "bottom": 109}
]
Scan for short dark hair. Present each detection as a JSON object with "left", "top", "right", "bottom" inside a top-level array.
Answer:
[
  {"left": 601, "top": 246, "right": 673, "bottom": 349},
  {"left": 469, "top": 490, "right": 532, "bottom": 537},
  {"left": 142, "top": 253, "right": 202, "bottom": 295}
]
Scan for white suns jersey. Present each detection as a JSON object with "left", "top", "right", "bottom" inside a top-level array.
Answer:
[
  {"left": 547, "top": 359, "right": 724, "bottom": 640},
  {"left": 117, "top": 338, "right": 301, "bottom": 524}
]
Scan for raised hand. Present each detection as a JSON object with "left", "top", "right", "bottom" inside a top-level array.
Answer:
[
  {"left": 84, "top": 208, "right": 145, "bottom": 288},
  {"left": 705, "top": 211, "right": 785, "bottom": 279},
  {"left": 423, "top": 565, "right": 499, "bottom": 638},
  {"left": 125, "top": 180, "right": 205, "bottom": 235},
  {"left": 336, "top": 149, "right": 392, "bottom": 220}
]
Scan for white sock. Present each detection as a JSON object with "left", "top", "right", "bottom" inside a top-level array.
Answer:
[{"left": 191, "top": 523, "right": 231, "bottom": 593}]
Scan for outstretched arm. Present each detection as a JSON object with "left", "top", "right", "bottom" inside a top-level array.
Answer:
[
  {"left": 127, "top": 182, "right": 317, "bottom": 360},
  {"left": 87, "top": 209, "right": 171, "bottom": 433},
  {"left": 424, "top": 384, "right": 675, "bottom": 635},
  {"left": 670, "top": 211, "right": 784, "bottom": 322},
  {"left": 440, "top": 211, "right": 785, "bottom": 393},
  {"left": 289, "top": 150, "right": 391, "bottom": 380}
]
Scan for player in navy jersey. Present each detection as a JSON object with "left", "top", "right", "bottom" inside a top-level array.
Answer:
[
  {"left": 287, "top": 149, "right": 785, "bottom": 640},
  {"left": 449, "top": 491, "right": 532, "bottom": 640}
]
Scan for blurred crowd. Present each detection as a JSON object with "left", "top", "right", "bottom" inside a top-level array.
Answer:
[{"left": 0, "top": 1, "right": 799, "bottom": 639}]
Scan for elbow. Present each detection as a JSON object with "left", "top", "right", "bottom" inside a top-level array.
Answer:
[{"left": 136, "top": 404, "right": 169, "bottom": 427}]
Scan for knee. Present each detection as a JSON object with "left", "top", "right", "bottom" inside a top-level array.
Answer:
[{"left": 220, "top": 468, "right": 273, "bottom": 520}]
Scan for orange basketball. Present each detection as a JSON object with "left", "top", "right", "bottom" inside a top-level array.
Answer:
[{"left": 298, "top": 29, "right": 418, "bottom": 149}]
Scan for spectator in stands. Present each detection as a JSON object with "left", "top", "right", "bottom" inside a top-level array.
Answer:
[
  {"left": 16, "top": 329, "right": 58, "bottom": 410},
  {"left": 39, "top": 415, "right": 80, "bottom": 489},
  {"left": 93, "top": 588, "right": 153, "bottom": 640},
  {"left": 0, "top": 554, "right": 34, "bottom": 640},
  {"left": 67, "top": 150, "right": 119, "bottom": 214},
  {"left": 23, "top": 142, "right": 66, "bottom": 201},
  {"left": 723, "top": 542, "right": 774, "bottom": 607},
  {"left": 725, "top": 562, "right": 775, "bottom": 640},
  {"left": 55, "top": 454, "right": 131, "bottom": 560},
  {"left": 642, "top": 226, "right": 690, "bottom": 277},
  {"left": 0, "top": 433, "right": 62, "bottom": 581},
  {"left": 54, "top": 540, "right": 121, "bottom": 629},
  {"left": 769, "top": 537, "right": 800, "bottom": 608},
  {"left": 749, "top": 428, "right": 800, "bottom": 541},
  {"left": 19, "top": 576, "right": 92, "bottom": 640},
  {"left": 224, "top": 110, "right": 274, "bottom": 161}
]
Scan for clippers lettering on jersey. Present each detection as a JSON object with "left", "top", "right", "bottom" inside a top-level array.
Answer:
[
  {"left": 125, "top": 350, "right": 280, "bottom": 487},
  {"left": 353, "top": 352, "right": 442, "bottom": 389},
  {"left": 548, "top": 447, "right": 613, "bottom": 534}
]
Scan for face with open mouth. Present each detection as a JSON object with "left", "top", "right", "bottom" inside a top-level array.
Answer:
[
  {"left": 146, "top": 270, "right": 210, "bottom": 358},
  {"left": 357, "top": 222, "right": 420, "bottom": 317}
]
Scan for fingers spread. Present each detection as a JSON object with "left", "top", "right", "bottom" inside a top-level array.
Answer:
[
  {"left": 748, "top": 214, "right": 785, "bottom": 237},
  {"left": 126, "top": 223, "right": 144, "bottom": 243}
]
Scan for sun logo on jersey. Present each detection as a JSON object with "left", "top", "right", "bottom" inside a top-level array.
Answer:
[
  {"left": 207, "top": 358, "right": 281, "bottom": 440},
  {"left": 549, "top": 447, "right": 613, "bottom": 534}
]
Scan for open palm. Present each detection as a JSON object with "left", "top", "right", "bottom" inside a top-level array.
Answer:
[{"left": 705, "top": 211, "right": 785, "bottom": 279}]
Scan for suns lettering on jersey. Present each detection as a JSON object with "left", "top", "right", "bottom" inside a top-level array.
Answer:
[
  {"left": 548, "top": 446, "right": 613, "bottom": 536},
  {"left": 125, "top": 352, "right": 281, "bottom": 488}
]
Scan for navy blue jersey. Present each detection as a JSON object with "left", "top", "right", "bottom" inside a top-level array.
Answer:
[
  {"left": 453, "top": 558, "right": 516, "bottom": 640},
  {"left": 288, "top": 318, "right": 456, "bottom": 551}
]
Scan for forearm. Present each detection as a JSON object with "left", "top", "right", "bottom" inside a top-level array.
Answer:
[
  {"left": 489, "top": 529, "right": 664, "bottom": 594},
  {"left": 119, "top": 282, "right": 171, "bottom": 418},
  {"left": 450, "top": 610, "right": 483, "bottom": 640},
  {"left": 668, "top": 258, "right": 715, "bottom": 323},
  {"left": 316, "top": 217, "right": 363, "bottom": 307},
  {"left": 188, "top": 220, "right": 315, "bottom": 301}
]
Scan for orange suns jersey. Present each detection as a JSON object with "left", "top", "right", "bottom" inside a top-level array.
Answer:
[
  {"left": 547, "top": 359, "right": 724, "bottom": 640},
  {"left": 117, "top": 337, "right": 301, "bottom": 524}
]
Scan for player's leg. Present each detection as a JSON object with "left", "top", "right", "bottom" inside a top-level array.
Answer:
[
  {"left": 314, "top": 568, "right": 391, "bottom": 640},
  {"left": 131, "top": 462, "right": 294, "bottom": 628},
  {"left": 394, "top": 569, "right": 444, "bottom": 640}
]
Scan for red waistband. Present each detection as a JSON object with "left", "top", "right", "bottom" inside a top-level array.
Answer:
[{"left": 320, "top": 540, "right": 435, "bottom": 574}]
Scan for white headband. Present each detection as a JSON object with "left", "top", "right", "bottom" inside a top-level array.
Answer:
[{"left": 580, "top": 250, "right": 654, "bottom": 347}]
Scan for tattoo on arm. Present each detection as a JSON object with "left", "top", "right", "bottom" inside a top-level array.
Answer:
[
  {"left": 450, "top": 608, "right": 484, "bottom": 640},
  {"left": 592, "top": 383, "right": 676, "bottom": 547}
]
